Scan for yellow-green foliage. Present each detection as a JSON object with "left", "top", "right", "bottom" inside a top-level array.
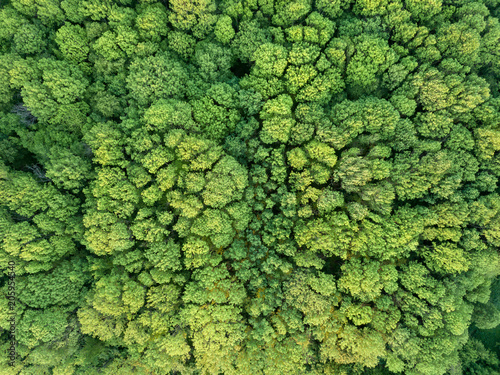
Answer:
[{"left": 0, "top": 0, "right": 499, "bottom": 374}]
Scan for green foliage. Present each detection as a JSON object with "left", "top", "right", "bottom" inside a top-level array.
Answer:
[
  {"left": 231, "top": 19, "right": 272, "bottom": 63},
  {"left": 126, "top": 51, "right": 188, "bottom": 105},
  {"left": 252, "top": 42, "right": 288, "bottom": 78},
  {"left": 135, "top": 3, "right": 168, "bottom": 42},
  {"left": 1, "top": 0, "right": 499, "bottom": 374},
  {"left": 168, "top": 0, "right": 217, "bottom": 39},
  {"left": 215, "top": 14, "right": 235, "bottom": 44},
  {"left": 345, "top": 34, "right": 398, "bottom": 96},
  {"left": 0, "top": 163, "right": 83, "bottom": 274},
  {"left": 55, "top": 23, "right": 89, "bottom": 64},
  {"left": 272, "top": 0, "right": 312, "bottom": 27},
  {"left": 13, "top": 22, "right": 47, "bottom": 55},
  {"left": 260, "top": 94, "right": 295, "bottom": 144}
]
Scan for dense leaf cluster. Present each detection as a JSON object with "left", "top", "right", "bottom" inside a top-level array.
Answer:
[{"left": 0, "top": 0, "right": 499, "bottom": 374}]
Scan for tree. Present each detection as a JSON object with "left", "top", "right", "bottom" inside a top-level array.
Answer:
[
  {"left": 215, "top": 14, "right": 235, "bottom": 44},
  {"left": 0, "top": 163, "right": 83, "bottom": 275},
  {"left": 231, "top": 19, "right": 272, "bottom": 63},
  {"left": 13, "top": 22, "right": 46, "bottom": 55},
  {"left": 168, "top": 0, "right": 218, "bottom": 39},
  {"left": 259, "top": 94, "right": 295, "bottom": 144},
  {"left": 345, "top": 34, "right": 398, "bottom": 97},
  {"left": 135, "top": 3, "right": 168, "bottom": 42},
  {"left": 126, "top": 51, "right": 188, "bottom": 105},
  {"left": 55, "top": 23, "right": 89, "bottom": 64},
  {"left": 1, "top": 0, "right": 500, "bottom": 373}
]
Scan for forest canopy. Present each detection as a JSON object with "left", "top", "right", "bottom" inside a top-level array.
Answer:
[{"left": 0, "top": 0, "right": 500, "bottom": 374}]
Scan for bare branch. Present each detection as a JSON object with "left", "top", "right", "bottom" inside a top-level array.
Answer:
[
  {"left": 11, "top": 104, "right": 37, "bottom": 127},
  {"left": 26, "top": 164, "right": 52, "bottom": 182}
]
